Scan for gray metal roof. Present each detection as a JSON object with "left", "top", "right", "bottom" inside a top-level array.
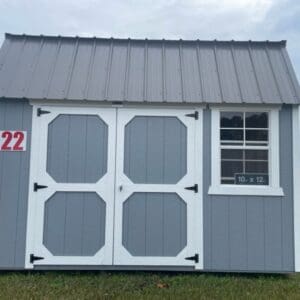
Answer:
[{"left": 0, "top": 33, "right": 299, "bottom": 104}]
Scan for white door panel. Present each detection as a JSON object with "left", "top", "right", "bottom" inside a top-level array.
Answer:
[
  {"left": 26, "top": 106, "right": 116, "bottom": 267},
  {"left": 113, "top": 108, "right": 199, "bottom": 266}
]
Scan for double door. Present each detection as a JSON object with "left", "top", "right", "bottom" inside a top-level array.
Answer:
[{"left": 26, "top": 106, "right": 202, "bottom": 268}]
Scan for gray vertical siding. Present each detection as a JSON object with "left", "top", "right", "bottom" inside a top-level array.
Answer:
[
  {"left": 0, "top": 99, "right": 32, "bottom": 269},
  {"left": 203, "top": 105, "right": 294, "bottom": 272}
]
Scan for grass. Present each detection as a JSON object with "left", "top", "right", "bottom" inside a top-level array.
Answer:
[{"left": 0, "top": 271, "right": 300, "bottom": 299}]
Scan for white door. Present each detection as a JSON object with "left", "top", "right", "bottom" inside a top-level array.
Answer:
[
  {"left": 26, "top": 106, "right": 116, "bottom": 267},
  {"left": 113, "top": 108, "right": 200, "bottom": 266}
]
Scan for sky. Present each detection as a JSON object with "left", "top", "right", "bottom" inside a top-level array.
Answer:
[{"left": 0, "top": 0, "right": 299, "bottom": 80}]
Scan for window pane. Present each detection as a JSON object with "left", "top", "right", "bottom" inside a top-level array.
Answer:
[
  {"left": 246, "top": 112, "right": 268, "bottom": 128},
  {"left": 221, "top": 149, "right": 243, "bottom": 159},
  {"left": 246, "top": 130, "right": 268, "bottom": 142},
  {"left": 221, "top": 112, "right": 243, "bottom": 128},
  {"left": 219, "top": 110, "right": 270, "bottom": 186},
  {"left": 245, "top": 161, "right": 268, "bottom": 173},
  {"left": 221, "top": 129, "right": 243, "bottom": 141},
  {"left": 221, "top": 161, "right": 243, "bottom": 177},
  {"left": 221, "top": 179, "right": 235, "bottom": 184},
  {"left": 222, "top": 150, "right": 268, "bottom": 161},
  {"left": 245, "top": 150, "right": 268, "bottom": 160}
]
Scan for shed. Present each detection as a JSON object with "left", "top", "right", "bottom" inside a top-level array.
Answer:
[{"left": 0, "top": 33, "right": 300, "bottom": 272}]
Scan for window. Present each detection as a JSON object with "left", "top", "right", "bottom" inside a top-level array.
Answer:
[
  {"left": 220, "top": 111, "right": 269, "bottom": 185},
  {"left": 209, "top": 107, "right": 283, "bottom": 196}
]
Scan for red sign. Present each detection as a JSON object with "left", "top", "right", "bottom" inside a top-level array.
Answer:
[{"left": 0, "top": 131, "right": 27, "bottom": 151}]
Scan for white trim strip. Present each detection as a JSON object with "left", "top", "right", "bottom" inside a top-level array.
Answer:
[
  {"left": 208, "top": 186, "right": 284, "bottom": 196},
  {"left": 25, "top": 105, "right": 40, "bottom": 269},
  {"left": 194, "top": 109, "right": 203, "bottom": 270},
  {"left": 293, "top": 106, "right": 300, "bottom": 271}
]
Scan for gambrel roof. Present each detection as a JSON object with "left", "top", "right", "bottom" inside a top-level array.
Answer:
[{"left": 0, "top": 33, "right": 299, "bottom": 104}]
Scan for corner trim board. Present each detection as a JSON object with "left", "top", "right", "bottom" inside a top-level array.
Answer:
[{"left": 293, "top": 106, "right": 300, "bottom": 272}]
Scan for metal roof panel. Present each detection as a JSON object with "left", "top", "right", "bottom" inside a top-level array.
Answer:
[
  {"left": 107, "top": 40, "right": 128, "bottom": 101},
  {"left": 164, "top": 43, "right": 183, "bottom": 102},
  {"left": 232, "top": 45, "right": 261, "bottom": 103},
  {"left": 146, "top": 43, "right": 163, "bottom": 102},
  {"left": 127, "top": 42, "right": 145, "bottom": 102},
  {"left": 249, "top": 44, "right": 282, "bottom": 103},
  {"left": 215, "top": 44, "right": 242, "bottom": 103},
  {"left": 86, "top": 40, "right": 110, "bottom": 101},
  {"left": 199, "top": 44, "right": 223, "bottom": 103},
  {"left": 26, "top": 39, "right": 58, "bottom": 99},
  {"left": 67, "top": 40, "right": 94, "bottom": 100},
  {"left": 181, "top": 43, "right": 203, "bottom": 103},
  {"left": 0, "top": 33, "right": 299, "bottom": 104}
]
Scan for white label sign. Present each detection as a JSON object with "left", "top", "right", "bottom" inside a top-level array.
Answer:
[{"left": 0, "top": 130, "right": 27, "bottom": 151}]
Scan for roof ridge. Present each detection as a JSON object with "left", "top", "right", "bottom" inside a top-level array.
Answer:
[{"left": 4, "top": 33, "right": 287, "bottom": 46}]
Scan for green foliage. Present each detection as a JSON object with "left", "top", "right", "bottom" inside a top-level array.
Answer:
[{"left": 0, "top": 271, "right": 298, "bottom": 299}]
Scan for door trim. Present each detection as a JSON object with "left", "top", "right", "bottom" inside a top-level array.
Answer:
[
  {"left": 25, "top": 105, "right": 41, "bottom": 269},
  {"left": 194, "top": 108, "right": 203, "bottom": 270}
]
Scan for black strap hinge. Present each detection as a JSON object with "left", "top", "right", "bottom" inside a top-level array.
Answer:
[
  {"left": 30, "top": 254, "right": 44, "bottom": 264},
  {"left": 185, "top": 184, "right": 198, "bottom": 193},
  {"left": 185, "top": 253, "right": 199, "bottom": 263},
  {"left": 185, "top": 111, "right": 198, "bottom": 120},
  {"left": 37, "top": 108, "right": 50, "bottom": 117},
  {"left": 34, "top": 182, "right": 48, "bottom": 192}
]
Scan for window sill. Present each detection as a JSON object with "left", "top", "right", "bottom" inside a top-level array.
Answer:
[{"left": 208, "top": 185, "right": 284, "bottom": 197}]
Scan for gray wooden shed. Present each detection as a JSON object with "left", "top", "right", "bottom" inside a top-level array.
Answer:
[{"left": 0, "top": 33, "right": 300, "bottom": 272}]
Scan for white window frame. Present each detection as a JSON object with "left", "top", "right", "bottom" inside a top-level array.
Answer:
[{"left": 208, "top": 106, "right": 284, "bottom": 196}]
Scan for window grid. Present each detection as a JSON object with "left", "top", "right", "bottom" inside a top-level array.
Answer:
[{"left": 220, "top": 111, "right": 269, "bottom": 185}]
